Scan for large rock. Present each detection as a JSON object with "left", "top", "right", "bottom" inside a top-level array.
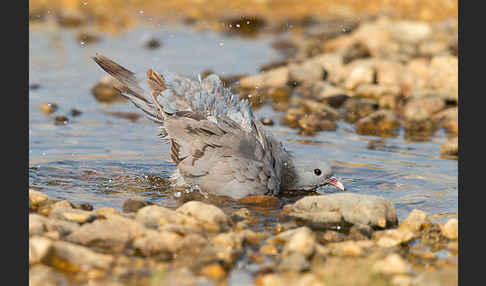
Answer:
[
  {"left": 66, "top": 215, "right": 147, "bottom": 253},
  {"left": 176, "top": 201, "right": 229, "bottom": 232},
  {"left": 135, "top": 205, "right": 200, "bottom": 231},
  {"left": 49, "top": 207, "right": 98, "bottom": 224},
  {"left": 281, "top": 193, "right": 398, "bottom": 229},
  {"left": 29, "top": 214, "right": 79, "bottom": 237},
  {"left": 29, "top": 264, "right": 68, "bottom": 286},
  {"left": 133, "top": 230, "right": 183, "bottom": 257},
  {"left": 29, "top": 236, "right": 52, "bottom": 265},
  {"left": 45, "top": 241, "right": 114, "bottom": 272}
]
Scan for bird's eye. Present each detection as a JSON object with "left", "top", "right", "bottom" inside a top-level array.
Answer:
[{"left": 314, "top": 169, "right": 322, "bottom": 176}]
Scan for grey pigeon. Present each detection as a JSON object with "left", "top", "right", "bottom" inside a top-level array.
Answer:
[{"left": 93, "top": 54, "right": 344, "bottom": 200}]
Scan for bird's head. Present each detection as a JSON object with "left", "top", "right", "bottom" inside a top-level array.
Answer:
[{"left": 283, "top": 157, "right": 344, "bottom": 192}]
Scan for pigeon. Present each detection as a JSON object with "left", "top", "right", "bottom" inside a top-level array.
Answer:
[{"left": 93, "top": 54, "right": 344, "bottom": 200}]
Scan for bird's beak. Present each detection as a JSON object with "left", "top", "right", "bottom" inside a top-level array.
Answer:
[{"left": 326, "top": 176, "right": 345, "bottom": 191}]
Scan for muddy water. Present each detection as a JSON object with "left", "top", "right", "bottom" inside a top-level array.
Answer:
[{"left": 29, "top": 23, "right": 457, "bottom": 225}]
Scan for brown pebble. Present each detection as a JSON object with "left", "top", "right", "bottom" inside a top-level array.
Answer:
[
  {"left": 54, "top": 116, "right": 68, "bottom": 125},
  {"left": 40, "top": 102, "right": 57, "bottom": 115},
  {"left": 70, "top": 109, "right": 82, "bottom": 117},
  {"left": 144, "top": 38, "right": 162, "bottom": 50},
  {"left": 260, "top": 118, "right": 274, "bottom": 126}
]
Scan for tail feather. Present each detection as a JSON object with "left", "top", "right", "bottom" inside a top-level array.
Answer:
[{"left": 93, "top": 54, "right": 165, "bottom": 124}]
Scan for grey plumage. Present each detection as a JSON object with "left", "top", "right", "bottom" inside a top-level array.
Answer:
[{"left": 93, "top": 54, "right": 342, "bottom": 199}]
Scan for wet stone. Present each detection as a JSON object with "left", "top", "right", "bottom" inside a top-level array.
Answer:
[
  {"left": 355, "top": 110, "right": 401, "bottom": 137},
  {"left": 403, "top": 95, "right": 446, "bottom": 121},
  {"left": 66, "top": 215, "right": 147, "bottom": 253},
  {"left": 440, "top": 136, "right": 458, "bottom": 157},
  {"left": 260, "top": 117, "right": 274, "bottom": 126},
  {"left": 432, "top": 107, "right": 458, "bottom": 135},
  {"left": 29, "top": 214, "right": 80, "bottom": 237},
  {"left": 76, "top": 30, "right": 101, "bottom": 44},
  {"left": 373, "top": 228, "right": 415, "bottom": 247},
  {"left": 441, "top": 218, "right": 458, "bottom": 240},
  {"left": 398, "top": 209, "right": 431, "bottom": 233},
  {"left": 29, "top": 236, "right": 53, "bottom": 265},
  {"left": 281, "top": 227, "right": 316, "bottom": 258},
  {"left": 199, "top": 263, "right": 226, "bottom": 280},
  {"left": 373, "top": 253, "right": 409, "bottom": 275},
  {"left": 54, "top": 116, "right": 69, "bottom": 125},
  {"left": 135, "top": 205, "right": 200, "bottom": 231},
  {"left": 69, "top": 108, "right": 82, "bottom": 117},
  {"left": 91, "top": 76, "right": 126, "bottom": 103},
  {"left": 298, "top": 114, "right": 337, "bottom": 136},
  {"left": 342, "top": 97, "right": 379, "bottom": 123},
  {"left": 49, "top": 207, "right": 98, "bottom": 224},
  {"left": 282, "top": 193, "right": 398, "bottom": 230},
  {"left": 354, "top": 84, "right": 401, "bottom": 99},
  {"left": 277, "top": 252, "right": 310, "bottom": 272},
  {"left": 122, "top": 197, "right": 154, "bottom": 213},
  {"left": 40, "top": 102, "right": 58, "bottom": 115},
  {"left": 288, "top": 61, "right": 324, "bottom": 86},
  {"left": 29, "top": 264, "right": 68, "bottom": 286},
  {"left": 176, "top": 201, "right": 229, "bottom": 232},
  {"left": 133, "top": 230, "right": 183, "bottom": 258},
  {"left": 143, "top": 37, "right": 162, "bottom": 49},
  {"left": 45, "top": 240, "right": 114, "bottom": 272}
]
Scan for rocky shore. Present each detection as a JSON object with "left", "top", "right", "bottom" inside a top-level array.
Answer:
[{"left": 30, "top": 189, "right": 458, "bottom": 286}]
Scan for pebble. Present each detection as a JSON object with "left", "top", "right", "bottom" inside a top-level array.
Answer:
[
  {"left": 440, "top": 137, "right": 458, "bottom": 157},
  {"left": 91, "top": 76, "right": 126, "bottom": 103},
  {"left": 441, "top": 218, "right": 458, "bottom": 240},
  {"left": 176, "top": 201, "right": 229, "bottom": 232},
  {"left": 403, "top": 95, "right": 446, "bottom": 121},
  {"left": 343, "top": 65, "right": 375, "bottom": 90},
  {"left": 281, "top": 227, "right": 316, "bottom": 258},
  {"left": 122, "top": 197, "right": 154, "bottom": 213},
  {"left": 374, "top": 228, "right": 415, "bottom": 247},
  {"left": 135, "top": 205, "right": 199, "bottom": 231},
  {"left": 29, "top": 236, "right": 52, "bottom": 265},
  {"left": 373, "top": 254, "right": 409, "bottom": 275},
  {"left": 199, "top": 263, "right": 226, "bottom": 280},
  {"left": 282, "top": 193, "right": 398, "bottom": 229},
  {"left": 355, "top": 110, "right": 401, "bottom": 137},
  {"left": 398, "top": 209, "right": 431, "bottom": 232},
  {"left": 29, "top": 264, "right": 68, "bottom": 286},
  {"left": 133, "top": 230, "right": 183, "bottom": 257},
  {"left": 66, "top": 215, "right": 147, "bottom": 253},
  {"left": 342, "top": 97, "right": 379, "bottom": 123},
  {"left": 46, "top": 240, "right": 114, "bottom": 272},
  {"left": 288, "top": 61, "right": 324, "bottom": 86},
  {"left": 40, "top": 102, "right": 58, "bottom": 115},
  {"left": 49, "top": 207, "right": 98, "bottom": 224}
]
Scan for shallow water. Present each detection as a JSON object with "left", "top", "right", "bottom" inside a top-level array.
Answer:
[{"left": 29, "top": 23, "right": 457, "bottom": 225}]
